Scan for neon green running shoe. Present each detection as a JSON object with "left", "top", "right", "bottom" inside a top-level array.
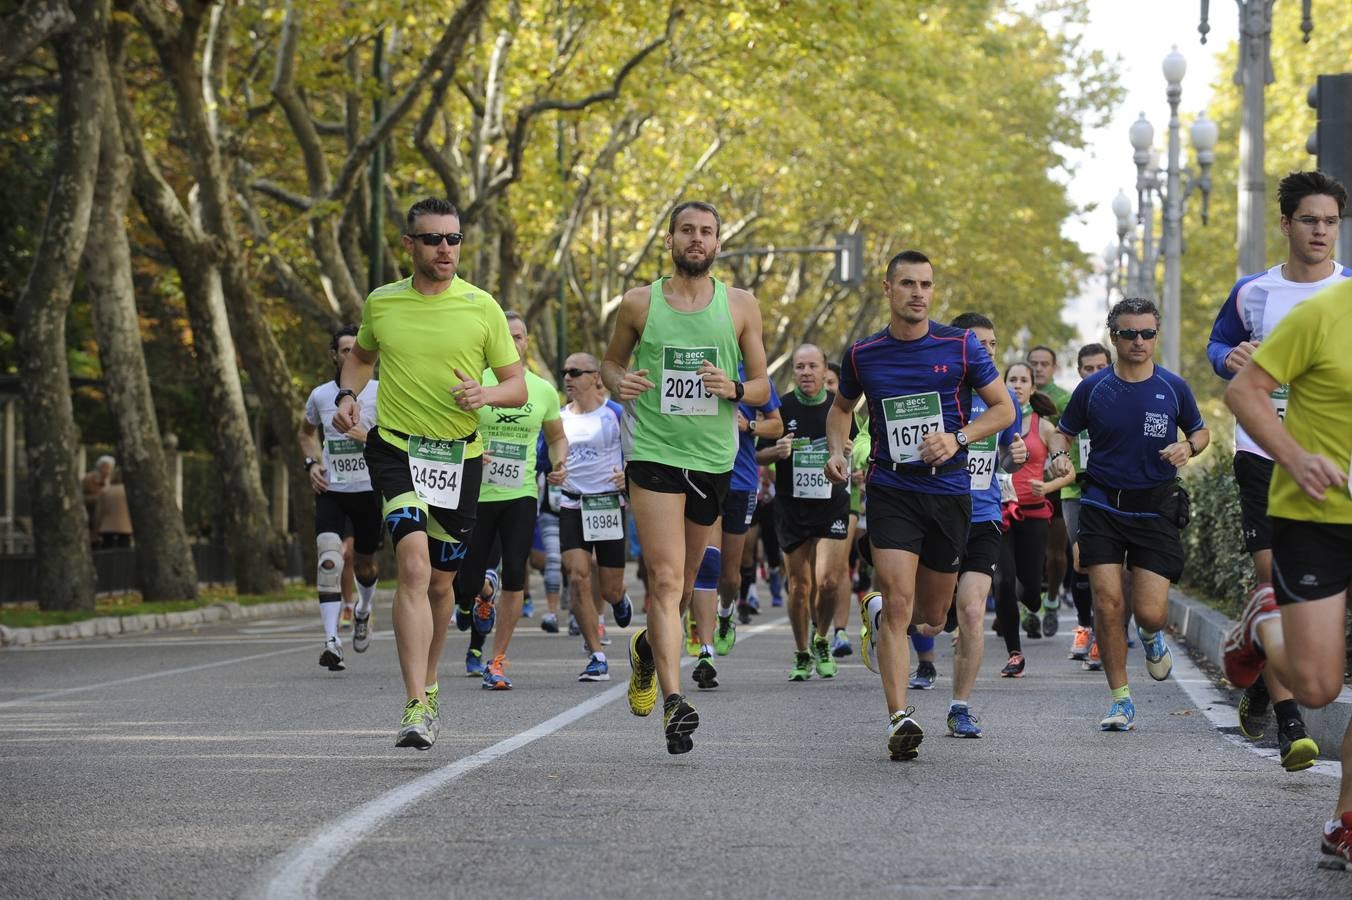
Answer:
[
  {"left": 714, "top": 614, "right": 736, "bottom": 656},
  {"left": 789, "top": 650, "right": 813, "bottom": 682},
  {"left": 628, "top": 629, "right": 658, "bottom": 717},
  {"left": 859, "top": 591, "right": 883, "bottom": 675},
  {"left": 395, "top": 699, "right": 432, "bottom": 750},
  {"left": 684, "top": 612, "right": 700, "bottom": 657},
  {"left": 424, "top": 683, "right": 441, "bottom": 741},
  {"left": 813, "top": 634, "right": 837, "bottom": 678}
]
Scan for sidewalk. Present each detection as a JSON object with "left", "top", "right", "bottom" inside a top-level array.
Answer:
[
  {"left": 0, "top": 597, "right": 318, "bottom": 647},
  {"left": 1168, "top": 586, "right": 1352, "bottom": 760}
]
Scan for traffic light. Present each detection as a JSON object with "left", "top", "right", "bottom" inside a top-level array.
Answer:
[
  {"left": 833, "top": 232, "right": 864, "bottom": 287},
  {"left": 1306, "top": 74, "right": 1352, "bottom": 262}
]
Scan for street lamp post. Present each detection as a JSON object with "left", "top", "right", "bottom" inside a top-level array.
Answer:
[{"left": 1121, "top": 47, "right": 1217, "bottom": 372}]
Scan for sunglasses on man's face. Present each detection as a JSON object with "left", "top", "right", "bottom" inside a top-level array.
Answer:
[
  {"left": 408, "top": 232, "right": 463, "bottom": 247},
  {"left": 1113, "top": 328, "right": 1158, "bottom": 341},
  {"left": 561, "top": 368, "right": 597, "bottom": 378}
]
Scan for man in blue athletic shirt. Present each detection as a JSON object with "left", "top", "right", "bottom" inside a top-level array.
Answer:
[
  {"left": 1051, "top": 297, "right": 1209, "bottom": 732},
  {"left": 825, "top": 250, "right": 1014, "bottom": 761}
]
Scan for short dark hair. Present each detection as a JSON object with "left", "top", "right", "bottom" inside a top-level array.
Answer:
[
  {"left": 406, "top": 197, "right": 459, "bottom": 232},
  {"left": 1107, "top": 297, "right": 1160, "bottom": 332},
  {"left": 668, "top": 201, "right": 721, "bottom": 236},
  {"left": 950, "top": 312, "right": 994, "bottom": 331},
  {"left": 503, "top": 310, "right": 524, "bottom": 327},
  {"left": 1027, "top": 344, "right": 1057, "bottom": 365},
  {"left": 330, "top": 323, "right": 358, "bottom": 352},
  {"left": 885, "top": 250, "right": 932, "bottom": 282},
  {"left": 827, "top": 361, "right": 841, "bottom": 377},
  {"left": 1077, "top": 342, "right": 1112, "bottom": 366},
  {"left": 1277, "top": 170, "right": 1347, "bottom": 218},
  {"left": 1003, "top": 362, "right": 1058, "bottom": 418}
]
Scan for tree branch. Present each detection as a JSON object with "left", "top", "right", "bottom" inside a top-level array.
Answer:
[{"left": 0, "top": 0, "right": 76, "bottom": 79}]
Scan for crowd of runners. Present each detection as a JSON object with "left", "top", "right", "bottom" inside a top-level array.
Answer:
[{"left": 301, "top": 172, "right": 1352, "bottom": 870}]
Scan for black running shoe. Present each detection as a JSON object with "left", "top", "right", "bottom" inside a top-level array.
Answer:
[
  {"left": 1022, "top": 611, "right": 1042, "bottom": 639},
  {"left": 692, "top": 653, "right": 719, "bottom": 690},
  {"left": 1278, "top": 717, "right": 1319, "bottom": 772},
  {"left": 887, "top": 707, "right": 924, "bottom": 761},
  {"left": 1237, "top": 679, "right": 1270, "bottom": 740},
  {"left": 663, "top": 693, "right": 700, "bottom": 754}
]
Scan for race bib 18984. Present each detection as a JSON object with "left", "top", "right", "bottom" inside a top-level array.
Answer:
[
  {"left": 407, "top": 437, "right": 465, "bottom": 508},
  {"left": 581, "top": 493, "right": 623, "bottom": 542},
  {"left": 882, "top": 392, "right": 944, "bottom": 464},
  {"left": 660, "top": 346, "right": 717, "bottom": 416}
]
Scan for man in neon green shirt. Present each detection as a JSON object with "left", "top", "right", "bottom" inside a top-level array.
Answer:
[
  {"left": 1224, "top": 277, "right": 1352, "bottom": 869},
  {"left": 335, "top": 197, "right": 524, "bottom": 750},
  {"left": 602, "top": 200, "right": 771, "bottom": 755}
]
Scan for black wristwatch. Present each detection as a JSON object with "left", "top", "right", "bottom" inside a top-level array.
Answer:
[
  {"left": 335, "top": 388, "right": 357, "bottom": 405},
  {"left": 304, "top": 457, "right": 318, "bottom": 471},
  {"left": 954, "top": 430, "right": 969, "bottom": 449},
  {"left": 732, "top": 381, "right": 745, "bottom": 402}
]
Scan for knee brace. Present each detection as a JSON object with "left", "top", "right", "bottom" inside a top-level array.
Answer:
[
  {"left": 694, "top": 545, "right": 721, "bottom": 592},
  {"left": 316, "top": 531, "right": 344, "bottom": 598}
]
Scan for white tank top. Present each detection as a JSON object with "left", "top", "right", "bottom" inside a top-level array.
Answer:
[{"left": 559, "top": 403, "right": 624, "bottom": 509}]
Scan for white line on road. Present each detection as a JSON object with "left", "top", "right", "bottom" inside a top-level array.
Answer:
[
  {"left": 0, "top": 645, "right": 312, "bottom": 708},
  {"left": 254, "top": 616, "right": 787, "bottom": 900}
]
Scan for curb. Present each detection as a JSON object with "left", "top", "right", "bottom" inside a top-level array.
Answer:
[
  {"left": 0, "top": 598, "right": 315, "bottom": 648},
  {"left": 1168, "top": 587, "right": 1352, "bottom": 760}
]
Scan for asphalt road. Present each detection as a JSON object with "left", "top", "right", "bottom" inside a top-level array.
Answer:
[{"left": 0, "top": 570, "right": 1345, "bottom": 899}]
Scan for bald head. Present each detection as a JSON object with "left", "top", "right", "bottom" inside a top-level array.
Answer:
[{"left": 792, "top": 343, "right": 826, "bottom": 396}]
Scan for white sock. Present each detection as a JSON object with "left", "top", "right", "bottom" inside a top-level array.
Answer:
[
  {"left": 700, "top": 643, "right": 715, "bottom": 657},
  {"left": 592, "top": 651, "right": 607, "bottom": 663},
  {"left": 355, "top": 579, "right": 376, "bottom": 616},
  {"left": 320, "top": 600, "right": 340, "bottom": 640},
  {"left": 598, "top": 613, "right": 606, "bottom": 626},
  {"left": 717, "top": 603, "right": 734, "bottom": 618},
  {"left": 949, "top": 701, "right": 968, "bottom": 713}
]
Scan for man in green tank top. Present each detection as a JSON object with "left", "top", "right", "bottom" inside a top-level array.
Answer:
[
  {"left": 334, "top": 197, "right": 525, "bottom": 751},
  {"left": 602, "top": 200, "right": 771, "bottom": 755}
]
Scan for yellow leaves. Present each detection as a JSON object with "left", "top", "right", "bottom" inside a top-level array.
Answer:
[{"left": 726, "top": 10, "right": 749, "bottom": 31}]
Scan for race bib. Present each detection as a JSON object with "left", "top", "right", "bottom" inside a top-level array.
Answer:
[
  {"left": 484, "top": 439, "right": 527, "bottom": 489},
  {"left": 407, "top": 437, "right": 465, "bottom": 508},
  {"left": 660, "top": 346, "right": 717, "bottom": 416},
  {"left": 546, "top": 482, "right": 562, "bottom": 513},
  {"left": 581, "top": 493, "right": 623, "bottom": 542},
  {"left": 882, "top": 392, "right": 944, "bottom": 463},
  {"left": 1271, "top": 384, "right": 1289, "bottom": 422},
  {"left": 791, "top": 445, "right": 831, "bottom": 499},
  {"left": 966, "top": 434, "right": 997, "bottom": 491},
  {"left": 1076, "top": 432, "right": 1092, "bottom": 471},
  {"left": 325, "top": 437, "right": 367, "bottom": 485}
]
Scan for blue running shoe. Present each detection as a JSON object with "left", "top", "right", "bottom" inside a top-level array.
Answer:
[
  {"left": 521, "top": 596, "right": 534, "bottom": 618},
  {"left": 1099, "top": 697, "right": 1136, "bottom": 731},
  {"left": 465, "top": 647, "right": 485, "bottom": 677},
  {"left": 946, "top": 704, "right": 983, "bottom": 738},
  {"left": 611, "top": 593, "right": 633, "bottom": 629},
  {"left": 909, "top": 660, "right": 937, "bottom": 690},
  {"left": 482, "top": 655, "right": 512, "bottom": 690},
  {"left": 578, "top": 654, "right": 610, "bottom": 682},
  {"left": 454, "top": 604, "right": 473, "bottom": 631},
  {"left": 1138, "top": 627, "right": 1173, "bottom": 681}
]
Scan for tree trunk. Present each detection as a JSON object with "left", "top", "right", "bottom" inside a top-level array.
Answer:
[
  {"left": 83, "top": 46, "right": 197, "bottom": 601},
  {"left": 13, "top": 0, "right": 106, "bottom": 611}
]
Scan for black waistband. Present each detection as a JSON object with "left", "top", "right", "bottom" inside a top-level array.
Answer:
[
  {"left": 875, "top": 458, "right": 966, "bottom": 477},
  {"left": 378, "top": 426, "right": 478, "bottom": 446}
]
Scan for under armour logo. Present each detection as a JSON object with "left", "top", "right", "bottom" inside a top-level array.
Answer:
[{"left": 934, "top": 365, "right": 949, "bottom": 374}]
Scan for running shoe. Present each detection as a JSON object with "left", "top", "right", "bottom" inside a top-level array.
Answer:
[
  {"left": 1223, "top": 583, "right": 1277, "bottom": 689},
  {"left": 714, "top": 615, "right": 736, "bottom": 656},
  {"left": 465, "top": 647, "right": 485, "bottom": 677},
  {"left": 859, "top": 590, "right": 882, "bottom": 675},
  {"left": 1082, "top": 639, "right": 1102, "bottom": 671},
  {"left": 578, "top": 654, "right": 609, "bottom": 682},
  {"left": 1022, "top": 611, "right": 1042, "bottom": 639},
  {"left": 1099, "top": 697, "right": 1136, "bottom": 731},
  {"left": 1320, "top": 813, "right": 1352, "bottom": 872},
  {"left": 813, "top": 634, "right": 838, "bottom": 678},
  {"left": 319, "top": 636, "right": 345, "bottom": 671},
  {"left": 352, "top": 610, "right": 372, "bottom": 653},
  {"left": 1278, "top": 717, "right": 1319, "bottom": 772},
  {"left": 663, "top": 693, "right": 699, "bottom": 755},
  {"left": 1041, "top": 595, "right": 1060, "bottom": 638},
  {"left": 737, "top": 602, "right": 753, "bottom": 625},
  {"left": 789, "top": 650, "right": 813, "bottom": 681},
  {"left": 887, "top": 707, "right": 924, "bottom": 760},
  {"left": 598, "top": 619, "right": 610, "bottom": 646},
  {"left": 482, "top": 655, "right": 512, "bottom": 690},
  {"left": 684, "top": 615, "right": 700, "bottom": 657},
  {"left": 612, "top": 594, "right": 633, "bottom": 628},
  {"left": 1139, "top": 627, "right": 1173, "bottom": 681},
  {"left": 946, "top": 704, "right": 983, "bottom": 739},
  {"left": 1237, "top": 679, "right": 1270, "bottom": 740},
  {"left": 832, "top": 629, "right": 853, "bottom": 658},
  {"left": 568, "top": 613, "right": 580, "bottom": 636},
  {"left": 541, "top": 613, "right": 559, "bottom": 634},
  {"left": 473, "top": 588, "right": 497, "bottom": 635},
  {"left": 521, "top": 596, "right": 534, "bottom": 618},
  {"left": 745, "top": 587, "right": 761, "bottom": 615},
  {"left": 627, "top": 629, "right": 657, "bottom": 717},
  {"left": 909, "top": 660, "right": 937, "bottom": 690},
  {"left": 768, "top": 569, "right": 783, "bottom": 606},
  {"left": 693, "top": 652, "right": 719, "bottom": 690},
  {"left": 425, "top": 684, "right": 441, "bottom": 741},
  {"left": 340, "top": 603, "right": 354, "bottom": 629},
  {"left": 395, "top": 699, "right": 433, "bottom": 750},
  {"left": 1069, "top": 626, "right": 1092, "bottom": 660},
  {"left": 454, "top": 604, "right": 473, "bottom": 632},
  {"left": 1000, "top": 652, "right": 1025, "bottom": 678}
]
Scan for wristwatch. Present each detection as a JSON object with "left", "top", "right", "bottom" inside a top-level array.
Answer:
[
  {"left": 732, "top": 381, "right": 746, "bottom": 402},
  {"left": 335, "top": 388, "right": 357, "bottom": 405},
  {"left": 747, "top": 419, "right": 757, "bottom": 435},
  {"left": 304, "top": 457, "right": 318, "bottom": 471},
  {"left": 954, "top": 430, "right": 969, "bottom": 449}
]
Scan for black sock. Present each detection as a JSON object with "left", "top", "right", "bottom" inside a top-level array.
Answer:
[
  {"left": 739, "top": 566, "right": 755, "bottom": 601},
  {"left": 1274, "top": 699, "right": 1301, "bottom": 729},
  {"left": 469, "top": 629, "right": 487, "bottom": 653},
  {"left": 636, "top": 629, "right": 653, "bottom": 662},
  {"left": 1072, "top": 574, "right": 1093, "bottom": 628}
]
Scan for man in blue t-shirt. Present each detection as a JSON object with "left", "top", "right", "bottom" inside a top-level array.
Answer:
[
  {"left": 1051, "top": 297, "right": 1209, "bottom": 733},
  {"left": 825, "top": 250, "right": 1014, "bottom": 761}
]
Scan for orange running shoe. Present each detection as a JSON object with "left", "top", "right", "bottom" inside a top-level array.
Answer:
[
  {"left": 482, "top": 655, "right": 512, "bottom": 690},
  {"left": 1082, "top": 637, "right": 1102, "bottom": 671},
  {"left": 1069, "top": 626, "right": 1092, "bottom": 660}
]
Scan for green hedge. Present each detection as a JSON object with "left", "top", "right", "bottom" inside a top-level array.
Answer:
[{"left": 1180, "top": 454, "right": 1253, "bottom": 618}]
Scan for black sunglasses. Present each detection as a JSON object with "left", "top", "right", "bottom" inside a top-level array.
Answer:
[
  {"left": 408, "top": 232, "right": 463, "bottom": 247},
  {"left": 561, "top": 368, "right": 597, "bottom": 378},
  {"left": 1113, "top": 328, "right": 1158, "bottom": 341}
]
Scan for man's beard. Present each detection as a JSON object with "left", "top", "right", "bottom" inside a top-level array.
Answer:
[{"left": 673, "top": 248, "right": 715, "bottom": 277}]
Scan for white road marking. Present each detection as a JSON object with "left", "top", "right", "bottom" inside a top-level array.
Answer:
[{"left": 254, "top": 616, "right": 786, "bottom": 900}]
